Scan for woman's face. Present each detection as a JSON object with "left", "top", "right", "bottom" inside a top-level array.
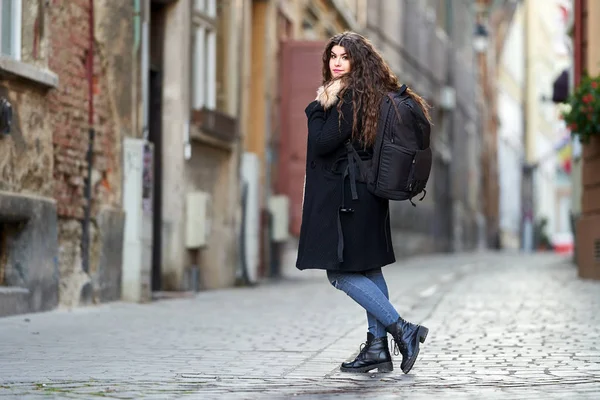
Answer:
[{"left": 329, "top": 45, "right": 351, "bottom": 78}]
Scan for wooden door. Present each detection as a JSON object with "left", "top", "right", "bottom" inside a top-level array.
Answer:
[{"left": 277, "top": 40, "right": 326, "bottom": 236}]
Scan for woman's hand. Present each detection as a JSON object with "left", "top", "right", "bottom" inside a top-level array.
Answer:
[
  {"left": 307, "top": 88, "right": 353, "bottom": 156},
  {"left": 305, "top": 99, "right": 324, "bottom": 117}
]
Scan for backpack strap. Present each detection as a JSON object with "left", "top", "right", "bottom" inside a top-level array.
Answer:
[
  {"left": 345, "top": 141, "right": 368, "bottom": 198},
  {"left": 336, "top": 140, "right": 370, "bottom": 263},
  {"left": 387, "top": 93, "right": 403, "bottom": 125}
]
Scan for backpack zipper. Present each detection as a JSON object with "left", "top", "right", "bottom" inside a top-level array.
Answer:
[
  {"left": 407, "top": 158, "right": 416, "bottom": 191},
  {"left": 390, "top": 106, "right": 395, "bottom": 144},
  {"left": 375, "top": 106, "right": 393, "bottom": 187}
]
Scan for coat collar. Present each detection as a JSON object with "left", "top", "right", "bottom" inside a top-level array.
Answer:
[{"left": 315, "top": 79, "right": 344, "bottom": 110}]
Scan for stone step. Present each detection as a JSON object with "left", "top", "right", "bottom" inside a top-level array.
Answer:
[{"left": 0, "top": 287, "right": 30, "bottom": 317}]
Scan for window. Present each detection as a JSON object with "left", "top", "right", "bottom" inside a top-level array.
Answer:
[
  {"left": 192, "top": 0, "right": 217, "bottom": 110},
  {"left": 302, "top": 7, "right": 318, "bottom": 40},
  {"left": 0, "top": 0, "right": 21, "bottom": 60}
]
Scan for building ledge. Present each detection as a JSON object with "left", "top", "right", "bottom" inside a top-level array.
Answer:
[
  {"left": 0, "top": 287, "right": 30, "bottom": 295},
  {"left": 0, "top": 287, "right": 31, "bottom": 318},
  {"left": 328, "top": 0, "right": 360, "bottom": 31},
  {"left": 0, "top": 57, "right": 59, "bottom": 89},
  {"left": 190, "top": 126, "right": 236, "bottom": 152},
  {"left": 190, "top": 108, "right": 238, "bottom": 152}
]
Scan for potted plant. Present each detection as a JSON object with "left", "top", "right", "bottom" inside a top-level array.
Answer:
[{"left": 561, "top": 73, "right": 600, "bottom": 144}]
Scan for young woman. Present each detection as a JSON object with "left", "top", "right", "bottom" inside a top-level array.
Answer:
[{"left": 296, "top": 32, "right": 432, "bottom": 374}]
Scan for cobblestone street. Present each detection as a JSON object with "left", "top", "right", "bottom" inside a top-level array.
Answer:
[{"left": 1, "top": 252, "right": 599, "bottom": 399}]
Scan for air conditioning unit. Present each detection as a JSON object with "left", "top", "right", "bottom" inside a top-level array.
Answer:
[
  {"left": 269, "top": 195, "right": 290, "bottom": 242},
  {"left": 186, "top": 191, "right": 211, "bottom": 248}
]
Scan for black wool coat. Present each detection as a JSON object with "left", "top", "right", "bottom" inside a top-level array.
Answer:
[{"left": 295, "top": 91, "right": 396, "bottom": 272}]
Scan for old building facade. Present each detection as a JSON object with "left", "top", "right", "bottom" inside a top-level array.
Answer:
[
  {"left": 573, "top": 0, "right": 600, "bottom": 279},
  {"left": 120, "top": 0, "right": 370, "bottom": 293},
  {"left": 363, "top": 0, "right": 485, "bottom": 256},
  {"left": 476, "top": 0, "right": 521, "bottom": 251},
  {"left": 140, "top": 0, "right": 250, "bottom": 294},
  {"left": 226, "top": 0, "right": 367, "bottom": 280},
  {"left": 1, "top": 0, "right": 536, "bottom": 316},
  {"left": 0, "top": 0, "right": 133, "bottom": 316},
  {"left": 496, "top": 4, "right": 526, "bottom": 250},
  {"left": 521, "top": 0, "right": 573, "bottom": 252},
  {"left": 268, "top": 0, "right": 520, "bottom": 267}
]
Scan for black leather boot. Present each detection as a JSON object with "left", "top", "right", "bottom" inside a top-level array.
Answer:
[
  {"left": 340, "top": 332, "right": 393, "bottom": 373},
  {"left": 385, "top": 317, "right": 429, "bottom": 374}
]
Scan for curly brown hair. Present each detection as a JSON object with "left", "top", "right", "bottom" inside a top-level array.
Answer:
[{"left": 322, "top": 32, "right": 432, "bottom": 146}]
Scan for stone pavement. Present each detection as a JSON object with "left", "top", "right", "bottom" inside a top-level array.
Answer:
[{"left": 1, "top": 252, "right": 599, "bottom": 399}]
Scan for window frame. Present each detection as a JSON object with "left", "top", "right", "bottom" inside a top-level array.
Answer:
[
  {"left": 0, "top": 0, "right": 22, "bottom": 61},
  {"left": 191, "top": 0, "right": 217, "bottom": 111}
]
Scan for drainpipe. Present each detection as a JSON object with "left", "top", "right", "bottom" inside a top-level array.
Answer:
[
  {"left": 133, "top": 0, "right": 141, "bottom": 54},
  {"left": 133, "top": 0, "right": 140, "bottom": 131},
  {"left": 141, "top": 5, "right": 149, "bottom": 141},
  {"left": 236, "top": 0, "right": 251, "bottom": 284},
  {"left": 82, "top": 0, "right": 95, "bottom": 274}
]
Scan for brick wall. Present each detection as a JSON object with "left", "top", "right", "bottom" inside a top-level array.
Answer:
[
  {"left": 48, "top": 0, "right": 121, "bottom": 306},
  {"left": 0, "top": 1, "right": 130, "bottom": 314},
  {"left": 49, "top": 0, "right": 118, "bottom": 220}
]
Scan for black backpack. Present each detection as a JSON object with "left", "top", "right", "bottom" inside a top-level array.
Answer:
[{"left": 364, "top": 84, "right": 432, "bottom": 205}]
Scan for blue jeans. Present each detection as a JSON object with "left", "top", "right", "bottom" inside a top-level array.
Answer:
[{"left": 327, "top": 268, "right": 400, "bottom": 338}]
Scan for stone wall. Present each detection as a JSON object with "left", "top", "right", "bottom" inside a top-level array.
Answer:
[
  {"left": 46, "top": 0, "right": 132, "bottom": 306},
  {"left": 0, "top": 0, "right": 131, "bottom": 315},
  {"left": 0, "top": 0, "right": 58, "bottom": 316},
  {"left": 0, "top": 192, "right": 58, "bottom": 317},
  {"left": 0, "top": 84, "right": 54, "bottom": 196}
]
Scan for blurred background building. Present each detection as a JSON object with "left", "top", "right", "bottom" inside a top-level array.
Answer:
[
  {"left": 366, "top": 0, "right": 483, "bottom": 256},
  {"left": 572, "top": 0, "right": 600, "bottom": 279},
  {"left": 0, "top": 0, "right": 591, "bottom": 318},
  {"left": 496, "top": 2, "right": 526, "bottom": 251},
  {"left": 0, "top": 0, "right": 131, "bottom": 316},
  {"left": 521, "top": 0, "right": 573, "bottom": 254}
]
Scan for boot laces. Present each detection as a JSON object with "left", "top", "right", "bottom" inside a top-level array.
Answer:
[
  {"left": 357, "top": 341, "right": 370, "bottom": 358},
  {"left": 391, "top": 338, "right": 406, "bottom": 356}
]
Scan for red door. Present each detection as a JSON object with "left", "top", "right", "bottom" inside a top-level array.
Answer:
[{"left": 277, "top": 40, "right": 326, "bottom": 236}]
